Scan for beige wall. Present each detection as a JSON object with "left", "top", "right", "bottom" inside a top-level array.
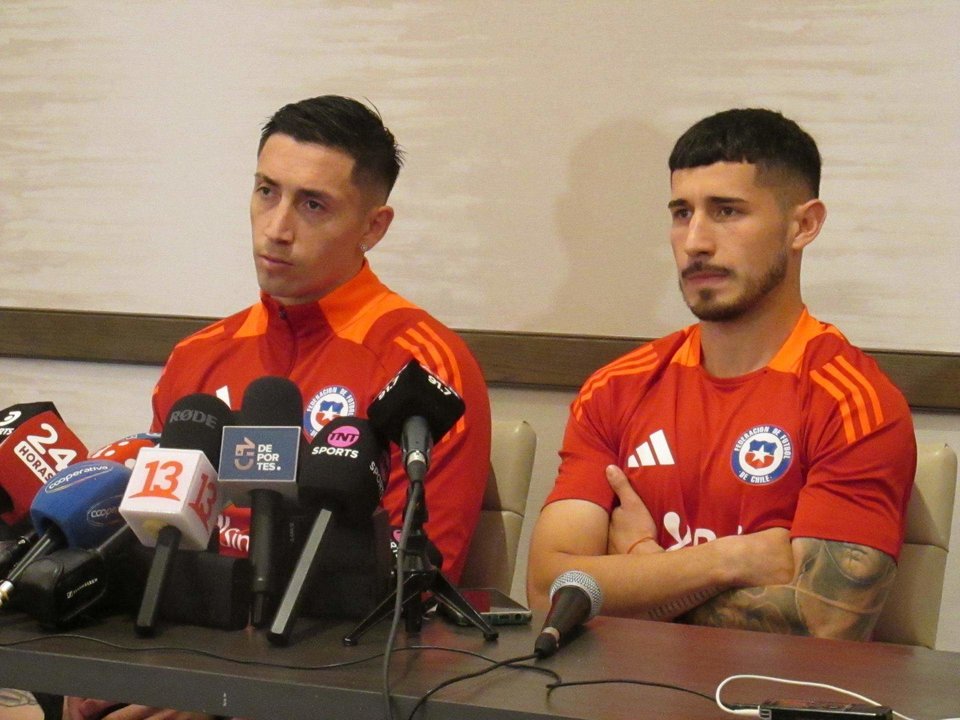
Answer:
[{"left": 2, "top": 1, "right": 958, "bottom": 350}]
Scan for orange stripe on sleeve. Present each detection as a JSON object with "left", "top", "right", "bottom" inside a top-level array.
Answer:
[
  {"left": 395, "top": 331, "right": 467, "bottom": 435},
  {"left": 823, "top": 362, "right": 871, "bottom": 437},
  {"left": 835, "top": 355, "right": 884, "bottom": 426},
  {"left": 810, "top": 368, "right": 857, "bottom": 445},
  {"left": 574, "top": 358, "right": 659, "bottom": 421},
  {"left": 404, "top": 325, "right": 453, "bottom": 384},
  {"left": 579, "top": 347, "right": 658, "bottom": 400},
  {"left": 395, "top": 336, "right": 429, "bottom": 368}
]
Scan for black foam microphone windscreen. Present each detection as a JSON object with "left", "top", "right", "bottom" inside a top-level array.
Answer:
[
  {"left": 366, "top": 360, "right": 464, "bottom": 482},
  {"left": 220, "top": 376, "right": 304, "bottom": 626},
  {"left": 268, "top": 417, "right": 388, "bottom": 645}
]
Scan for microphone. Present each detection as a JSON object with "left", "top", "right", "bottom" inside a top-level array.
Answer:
[
  {"left": 13, "top": 523, "right": 136, "bottom": 628},
  {"left": 267, "top": 416, "right": 388, "bottom": 645},
  {"left": 89, "top": 433, "right": 161, "bottom": 469},
  {"left": 0, "top": 405, "right": 88, "bottom": 531},
  {"left": 367, "top": 360, "right": 465, "bottom": 483},
  {"left": 0, "top": 401, "right": 60, "bottom": 444},
  {"left": 119, "top": 393, "right": 233, "bottom": 636},
  {"left": 0, "top": 460, "right": 130, "bottom": 609},
  {"left": 0, "top": 530, "right": 38, "bottom": 577},
  {"left": 533, "top": 570, "right": 604, "bottom": 659},
  {"left": 218, "top": 376, "right": 303, "bottom": 627}
]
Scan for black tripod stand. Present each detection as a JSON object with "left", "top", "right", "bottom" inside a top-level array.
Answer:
[{"left": 343, "top": 481, "right": 498, "bottom": 645}]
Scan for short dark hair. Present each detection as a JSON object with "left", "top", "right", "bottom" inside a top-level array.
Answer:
[
  {"left": 259, "top": 95, "right": 404, "bottom": 200},
  {"left": 669, "top": 108, "right": 821, "bottom": 198}
]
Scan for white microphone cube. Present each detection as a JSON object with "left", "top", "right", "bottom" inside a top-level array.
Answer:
[{"left": 120, "top": 447, "right": 223, "bottom": 551}]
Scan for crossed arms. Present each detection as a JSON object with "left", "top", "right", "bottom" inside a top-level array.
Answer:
[{"left": 526, "top": 465, "right": 897, "bottom": 640}]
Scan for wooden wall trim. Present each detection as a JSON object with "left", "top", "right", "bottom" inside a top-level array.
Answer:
[{"left": 2, "top": 307, "right": 958, "bottom": 411}]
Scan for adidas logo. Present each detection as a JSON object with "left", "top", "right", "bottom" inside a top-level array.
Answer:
[{"left": 627, "top": 429, "right": 675, "bottom": 467}]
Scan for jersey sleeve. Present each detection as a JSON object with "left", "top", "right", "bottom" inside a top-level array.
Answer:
[
  {"left": 543, "top": 376, "right": 621, "bottom": 513},
  {"left": 372, "top": 314, "right": 491, "bottom": 584},
  {"left": 792, "top": 346, "right": 916, "bottom": 561}
]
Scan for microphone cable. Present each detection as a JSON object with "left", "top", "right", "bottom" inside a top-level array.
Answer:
[
  {"left": 404, "top": 651, "right": 559, "bottom": 720},
  {"left": 381, "top": 480, "right": 421, "bottom": 720},
  {"left": 0, "top": 631, "right": 534, "bottom": 674}
]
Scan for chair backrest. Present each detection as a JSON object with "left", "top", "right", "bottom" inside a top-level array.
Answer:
[
  {"left": 873, "top": 442, "right": 957, "bottom": 648},
  {"left": 459, "top": 419, "right": 537, "bottom": 595}
]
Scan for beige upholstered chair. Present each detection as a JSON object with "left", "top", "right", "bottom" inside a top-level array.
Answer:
[
  {"left": 873, "top": 442, "right": 957, "bottom": 648},
  {"left": 459, "top": 420, "right": 537, "bottom": 595}
]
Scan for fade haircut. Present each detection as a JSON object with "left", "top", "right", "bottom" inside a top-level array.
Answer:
[
  {"left": 259, "top": 95, "right": 404, "bottom": 201},
  {"left": 669, "top": 108, "right": 821, "bottom": 199}
]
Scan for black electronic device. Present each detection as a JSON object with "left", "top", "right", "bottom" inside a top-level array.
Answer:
[{"left": 758, "top": 700, "right": 892, "bottom": 720}]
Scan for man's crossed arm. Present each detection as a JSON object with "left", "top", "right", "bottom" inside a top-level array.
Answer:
[{"left": 526, "top": 466, "right": 896, "bottom": 641}]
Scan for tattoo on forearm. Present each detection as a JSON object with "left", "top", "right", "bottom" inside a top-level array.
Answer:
[
  {"left": 1, "top": 688, "right": 39, "bottom": 708},
  {"left": 641, "top": 588, "right": 721, "bottom": 620},
  {"left": 680, "top": 539, "right": 897, "bottom": 640}
]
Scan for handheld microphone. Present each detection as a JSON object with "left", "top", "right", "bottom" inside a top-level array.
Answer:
[
  {"left": 218, "top": 376, "right": 303, "bottom": 627},
  {"left": 367, "top": 360, "right": 465, "bottom": 483},
  {"left": 0, "top": 406, "right": 88, "bottom": 530},
  {"left": 268, "top": 417, "right": 388, "bottom": 645},
  {"left": 534, "top": 570, "right": 603, "bottom": 659},
  {"left": 0, "top": 460, "right": 130, "bottom": 609},
  {"left": 119, "top": 393, "right": 233, "bottom": 636}
]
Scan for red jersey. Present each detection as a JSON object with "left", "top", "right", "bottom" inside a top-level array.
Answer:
[
  {"left": 151, "top": 261, "right": 491, "bottom": 582},
  {"left": 545, "top": 309, "right": 915, "bottom": 561}
]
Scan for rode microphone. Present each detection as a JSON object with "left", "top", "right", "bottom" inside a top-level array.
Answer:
[
  {"left": 0, "top": 460, "right": 129, "bottom": 609},
  {"left": 0, "top": 405, "right": 88, "bottom": 530},
  {"left": 218, "top": 376, "right": 303, "bottom": 627},
  {"left": 534, "top": 570, "right": 604, "bottom": 659},
  {"left": 268, "top": 416, "right": 387, "bottom": 645},
  {"left": 119, "top": 393, "right": 233, "bottom": 636},
  {"left": 367, "top": 360, "right": 465, "bottom": 483}
]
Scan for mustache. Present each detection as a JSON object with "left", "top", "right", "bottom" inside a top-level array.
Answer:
[{"left": 681, "top": 261, "right": 731, "bottom": 280}]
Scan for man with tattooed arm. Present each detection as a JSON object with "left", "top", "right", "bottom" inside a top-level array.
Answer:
[{"left": 527, "top": 109, "right": 915, "bottom": 640}]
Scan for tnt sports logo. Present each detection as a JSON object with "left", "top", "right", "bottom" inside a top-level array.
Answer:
[
  {"left": 731, "top": 425, "right": 793, "bottom": 486},
  {"left": 312, "top": 424, "right": 362, "bottom": 460},
  {"left": 304, "top": 385, "right": 357, "bottom": 438},
  {"left": 328, "top": 425, "right": 361, "bottom": 448}
]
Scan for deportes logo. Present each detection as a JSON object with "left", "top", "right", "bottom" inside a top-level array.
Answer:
[
  {"left": 304, "top": 385, "right": 357, "bottom": 438},
  {"left": 731, "top": 425, "right": 793, "bottom": 486}
]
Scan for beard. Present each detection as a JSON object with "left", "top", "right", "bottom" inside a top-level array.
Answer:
[{"left": 681, "top": 247, "right": 788, "bottom": 322}]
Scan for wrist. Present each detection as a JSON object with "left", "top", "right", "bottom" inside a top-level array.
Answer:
[{"left": 626, "top": 535, "right": 660, "bottom": 555}]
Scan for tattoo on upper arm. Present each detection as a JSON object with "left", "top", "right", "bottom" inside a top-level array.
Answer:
[
  {"left": 680, "top": 538, "right": 897, "bottom": 640},
  {"left": 0, "top": 689, "right": 39, "bottom": 708}
]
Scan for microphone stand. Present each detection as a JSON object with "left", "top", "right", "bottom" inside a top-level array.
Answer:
[{"left": 343, "top": 469, "right": 497, "bottom": 645}]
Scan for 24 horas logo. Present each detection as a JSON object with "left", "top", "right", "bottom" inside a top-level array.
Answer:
[{"left": 730, "top": 425, "right": 793, "bottom": 486}]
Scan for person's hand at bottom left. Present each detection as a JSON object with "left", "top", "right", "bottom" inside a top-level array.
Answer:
[{"left": 64, "top": 697, "right": 216, "bottom": 720}]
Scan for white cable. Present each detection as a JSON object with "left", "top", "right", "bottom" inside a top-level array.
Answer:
[{"left": 715, "top": 673, "right": 922, "bottom": 720}]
